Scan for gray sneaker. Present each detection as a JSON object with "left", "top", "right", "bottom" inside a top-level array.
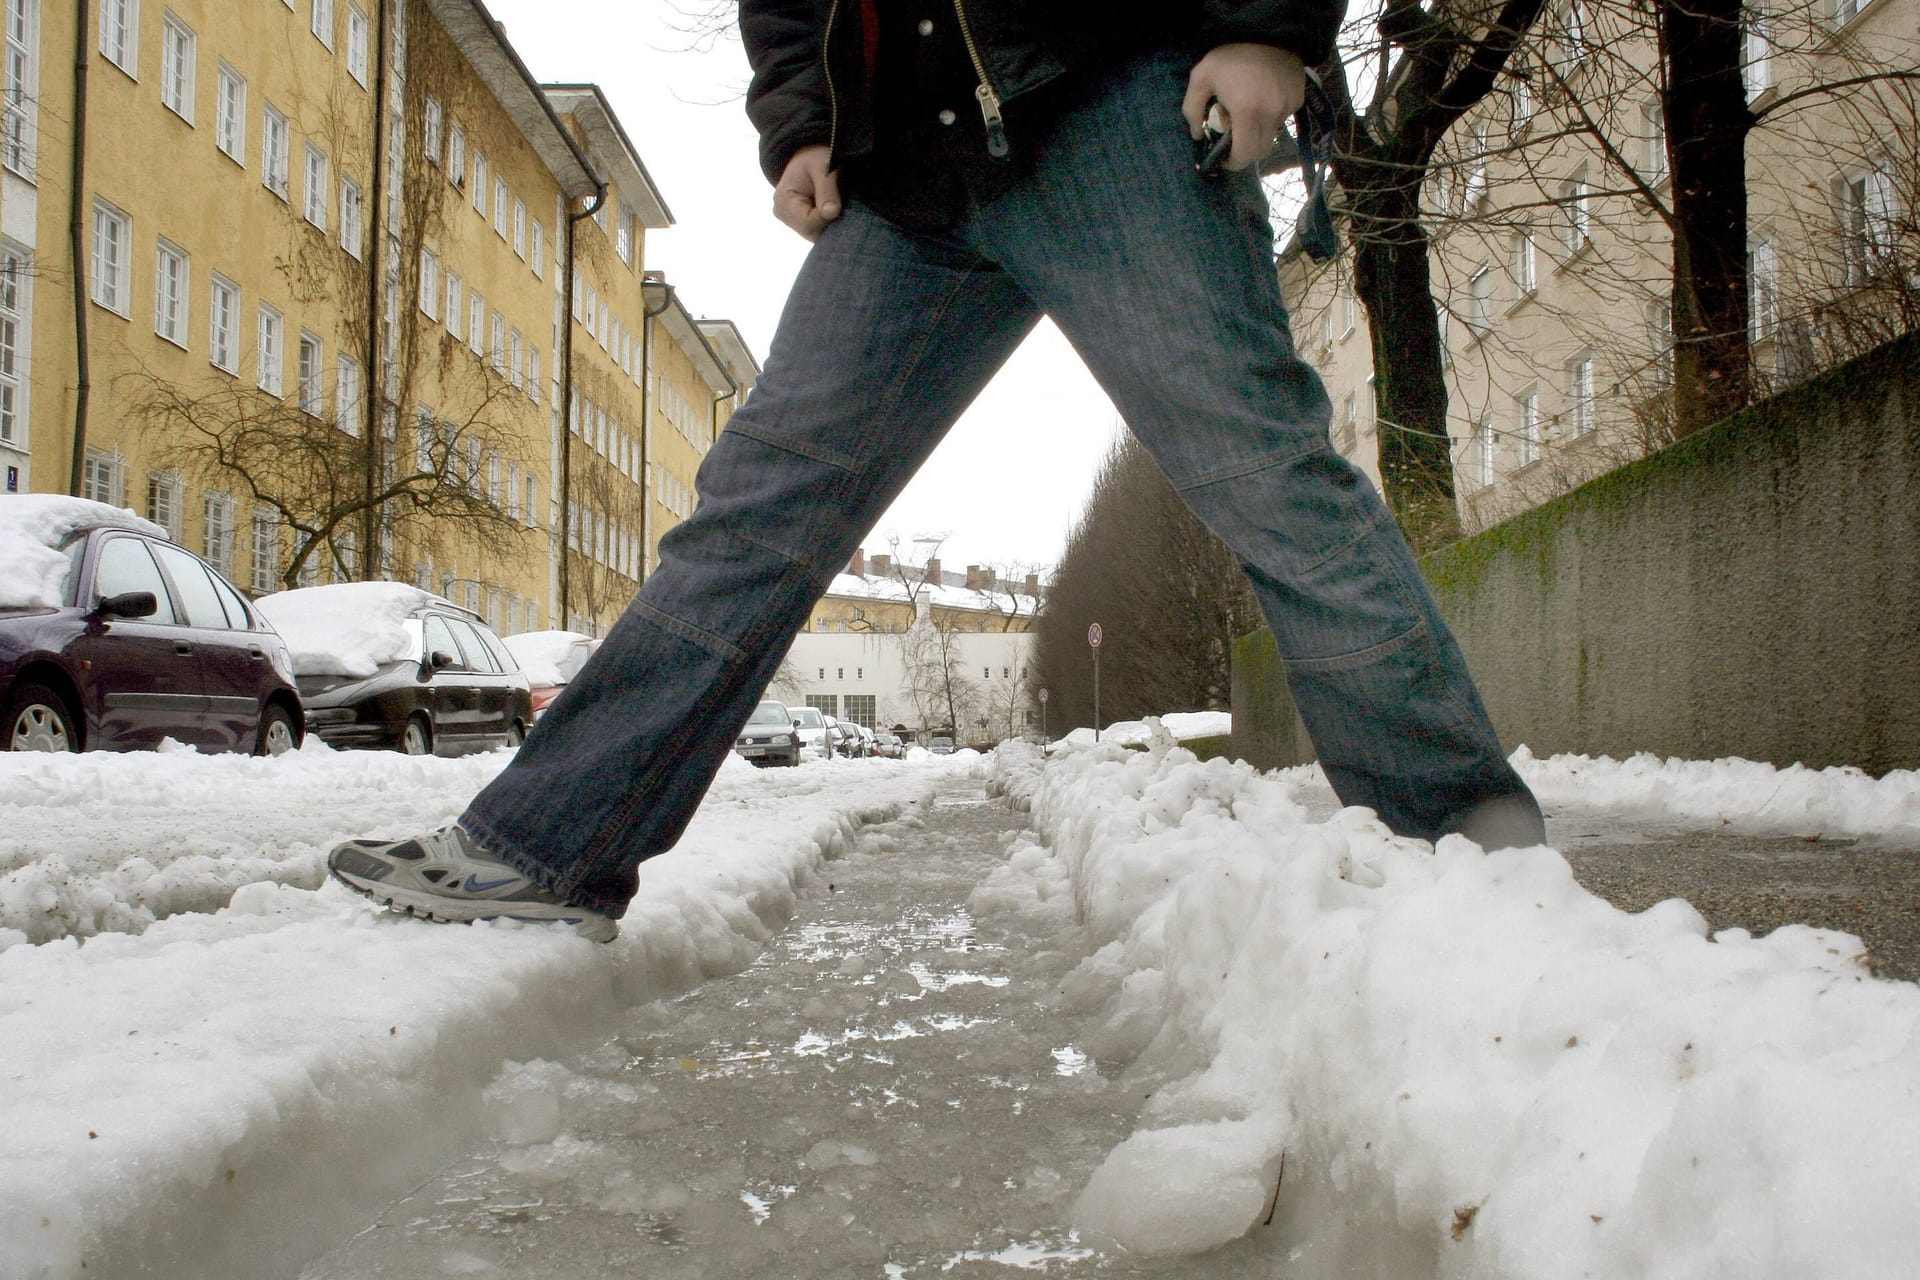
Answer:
[{"left": 328, "top": 824, "right": 618, "bottom": 943}]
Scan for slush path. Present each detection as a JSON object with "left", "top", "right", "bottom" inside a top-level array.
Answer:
[{"left": 299, "top": 785, "right": 1301, "bottom": 1278}]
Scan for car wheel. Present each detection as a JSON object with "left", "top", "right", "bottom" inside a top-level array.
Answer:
[
  {"left": 505, "top": 720, "right": 525, "bottom": 748},
  {"left": 401, "top": 716, "right": 433, "bottom": 756},
  {"left": 4, "top": 683, "right": 79, "bottom": 752},
  {"left": 255, "top": 704, "right": 300, "bottom": 757}
]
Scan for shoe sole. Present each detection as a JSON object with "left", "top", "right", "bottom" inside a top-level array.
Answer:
[{"left": 328, "top": 865, "right": 619, "bottom": 943}]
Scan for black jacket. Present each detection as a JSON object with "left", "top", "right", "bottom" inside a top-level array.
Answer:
[{"left": 740, "top": 0, "right": 1343, "bottom": 184}]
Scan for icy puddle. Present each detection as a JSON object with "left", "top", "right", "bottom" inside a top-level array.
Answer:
[{"left": 298, "top": 787, "right": 1220, "bottom": 1277}]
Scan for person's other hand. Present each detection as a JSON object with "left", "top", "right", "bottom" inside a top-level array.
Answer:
[
  {"left": 774, "top": 145, "right": 842, "bottom": 241},
  {"left": 1182, "top": 44, "right": 1307, "bottom": 172}
]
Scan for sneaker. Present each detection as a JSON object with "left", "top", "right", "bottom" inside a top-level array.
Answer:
[{"left": 328, "top": 824, "right": 619, "bottom": 943}]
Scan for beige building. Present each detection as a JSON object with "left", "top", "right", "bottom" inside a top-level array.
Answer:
[
  {"left": 1282, "top": 0, "right": 1916, "bottom": 534},
  {"left": 1, "top": 0, "right": 752, "bottom": 637}
]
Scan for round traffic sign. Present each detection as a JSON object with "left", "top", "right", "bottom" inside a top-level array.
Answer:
[
  {"left": 1038, "top": 688, "right": 1049, "bottom": 703},
  {"left": 1088, "top": 623, "right": 1103, "bottom": 649}
]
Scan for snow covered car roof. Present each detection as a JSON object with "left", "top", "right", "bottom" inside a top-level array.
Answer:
[
  {"left": 254, "top": 582, "right": 457, "bottom": 677},
  {"left": 0, "top": 495, "right": 169, "bottom": 610},
  {"left": 500, "top": 630, "right": 597, "bottom": 688}
]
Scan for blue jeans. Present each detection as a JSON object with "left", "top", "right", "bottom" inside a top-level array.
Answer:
[{"left": 462, "top": 51, "right": 1540, "bottom": 916}]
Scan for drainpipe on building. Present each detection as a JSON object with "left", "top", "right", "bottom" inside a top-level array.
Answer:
[
  {"left": 66, "top": 0, "right": 93, "bottom": 497},
  {"left": 360, "top": 0, "right": 392, "bottom": 575},
  {"left": 557, "top": 184, "right": 607, "bottom": 627},
  {"left": 637, "top": 275, "right": 674, "bottom": 588}
]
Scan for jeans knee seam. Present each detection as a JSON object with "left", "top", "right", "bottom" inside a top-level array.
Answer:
[
  {"left": 726, "top": 420, "right": 861, "bottom": 474},
  {"left": 633, "top": 599, "right": 746, "bottom": 664},
  {"left": 1281, "top": 618, "right": 1427, "bottom": 672},
  {"left": 1170, "top": 441, "right": 1322, "bottom": 492}
]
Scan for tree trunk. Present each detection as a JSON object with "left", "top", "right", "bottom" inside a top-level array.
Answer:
[
  {"left": 1348, "top": 181, "right": 1461, "bottom": 553},
  {"left": 1660, "top": 0, "right": 1754, "bottom": 433}
]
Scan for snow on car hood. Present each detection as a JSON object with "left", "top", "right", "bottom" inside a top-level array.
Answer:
[
  {"left": 0, "top": 495, "right": 168, "bottom": 609},
  {"left": 255, "top": 582, "right": 437, "bottom": 677}
]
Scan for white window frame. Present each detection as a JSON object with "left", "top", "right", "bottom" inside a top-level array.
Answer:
[
  {"left": 1642, "top": 100, "right": 1666, "bottom": 185},
  {"left": 335, "top": 353, "right": 361, "bottom": 435},
  {"left": 257, "top": 303, "right": 284, "bottom": 395},
  {"left": 1471, "top": 417, "right": 1495, "bottom": 489},
  {"left": 3, "top": 0, "right": 40, "bottom": 178},
  {"left": 310, "top": 0, "right": 334, "bottom": 50},
  {"left": 0, "top": 247, "right": 27, "bottom": 448},
  {"left": 303, "top": 144, "right": 330, "bottom": 230},
  {"left": 418, "top": 248, "right": 439, "bottom": 320},
  {"left": 525, "top": 345, "right": 539, "bottom": 402},
  {"left": 1744, "top": 0, "right": 1772, "bottom": 100},
  {"left": 203, "top": 492, "right": 234, "bottom": 575},
  {"left": 160, "top": 13, "right": 194, "bottom": 121},
  {"left": 208, "top": 273, "right": 239, "bottom": 372},
  {"left": 489, "top": 312, "right": 505, "bottom": 373},
  {"left": 531, "top": 221, "right": 544, "bottom": 278},
  {"left": 82, "top": 449, "right": 126, "bottom": 506},
  {"left": 467, "top": 291, "right": 483, "bottom": 355},
  {"left": 507, "top": 329, "right": 522, "bottom": 387},
  {"left": 1468, "top": 263, "right": 1493, "bottom": 333},
  {"left": 340, "top": 176, "right": 363, "bottom": 258},
  {"left": 1516, "top": 388, "right": 1540, "bottom": 466},
  {"left": 1511, "top": 229, "right": 1536, "bottom": 296},
  {"left": 297, "top": 331, "right": 323, "bottom": 415},
  {"left": 447, "top": 123, "right": 465, "bottom": 185},
  {"left": 444, "top": 269, "right": 462, "bottom": 339},
  {"left": 262, "top": 103, "right": 290, "bottom": 199},
  {"left": 471, "top": 151, "right": 487, "bottom": 213},
  {"left": 90, "top": 200, "right": 132, "bottom": 315},
  {"left": 1748, "top": 233, "right": 1777, "bottom": 342},
  {"left": 153, "top": 238, "right": 188, "bottom": 346},
  {"left": 146, "top": 471, "right": 183, "bottom": 540},
  {"left": 423, "top": 97, "right": 442, "bottom": 164},
  {"left": 1560, "top": 172, "right": 1590, "bottom": 254},
  {"left": 99, "top": 0, "right": 137, "bottom": 76},
  {"left": 215, "top": 63, "right": 245, "bottom": 162},
  {"left": 1566, "top": 352, "right": 1594, "bottom": 438},
  {"left": 493, "top": 175, "right": 508, "bottom": 238},
  {"left": 346, "top": 4, "right": 368, "bottom": 84},
  {"left": 250, "top": 509, "right": 280, "bottom": 594},
  {"left": 512, "top": 199, "right": 527, "bottom": 258}
]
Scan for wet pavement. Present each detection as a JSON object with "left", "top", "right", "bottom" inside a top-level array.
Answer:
[{"left": 300, "top": 786, "right": 1304, "bottom": 1278}]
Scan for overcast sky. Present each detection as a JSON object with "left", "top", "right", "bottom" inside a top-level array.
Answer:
[{"left": 486, "top": 0, "right": 1124, "bottom": 575}]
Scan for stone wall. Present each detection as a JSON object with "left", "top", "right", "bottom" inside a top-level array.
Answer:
[{"left": 1231, "top": 332, "right": 1920, "bottom": 776}]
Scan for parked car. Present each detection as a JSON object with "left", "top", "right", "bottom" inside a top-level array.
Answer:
[
  {"left": 872, "top": 731, "right": 905, "bottom": 759},
  {"left": 789, "top": 704, "right": 834, "bottom": 758},
  {"left": 826, "top": 715, "right": 862, "bottom": 758},
  {"left": 733, "top": 698, "right": 802, "bottom": 767},
  {"left": 502, "top": 630, "right": 601, "bottom": 721},
  {"left": 927, "top": 733, "right": 957, "bottom": 755},
  {"left": 0, "top": 495, "right": 304, "bottom": 755},
  {"left": 855, "top": 724, "right": 877, "bottom": 757},
  {"left": 256, "top": 583, "right": 531, "bottom": 756}
]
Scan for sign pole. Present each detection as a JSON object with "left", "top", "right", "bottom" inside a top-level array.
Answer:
[
  {"left": 1087, "top": 622, "right": 1103, "bottom": 742},
  {"left": 1038, "top": 687, "right": 1049, "bottom": 750}
]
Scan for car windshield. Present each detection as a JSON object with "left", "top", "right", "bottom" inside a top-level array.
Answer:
[
  {"left": 747, "top": 702, "right": 790, "bottom": 726},
  {"left": 790, "top": 707, "right": 825, "bottom": 729}
]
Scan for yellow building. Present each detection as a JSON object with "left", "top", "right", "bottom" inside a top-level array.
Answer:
[
  {"left": 1, "top": 0, "right": 751, "bottom": 638},
  {"left": 1282, "top": 0, "right": 1917, "bottom": 534}
]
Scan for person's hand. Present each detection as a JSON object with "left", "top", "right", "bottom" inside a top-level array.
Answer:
[
  {"left": 773, "top": 145, "right": 842, "bottom": 241},
  {"left": 1182, "top": 44, "right": 1307, "bottom": 172}
]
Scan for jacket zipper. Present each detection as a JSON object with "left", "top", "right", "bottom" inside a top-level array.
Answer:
[
  {"left": 822, "top": 0, "right": 843, "bottom": 160},
  {"left": 950, "top": 0, "right": 1009, "bottom": 158}
]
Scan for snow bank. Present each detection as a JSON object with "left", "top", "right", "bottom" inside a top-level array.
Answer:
[
  {"left": 977, "top": 738, "right": 1920, "bottom": 1276},
  {"left": 1050, "top": 711, "right": 1230, "bottom": 753},
  {"left": 254, "top": 581, "right": 438, "bottom": 676},
  {"left": 0, "top": 748, "right": 970, "bottom": 1279},
  {"left": 0, "top": 495, "right": 166, "bottom": 609}
]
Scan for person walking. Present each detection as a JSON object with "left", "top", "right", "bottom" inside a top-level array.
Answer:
[{"left": 328, "top": 0, "right": 1547, "bottom": 942}]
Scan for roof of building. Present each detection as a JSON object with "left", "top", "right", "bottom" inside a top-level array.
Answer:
[
  {"left": 821, "top": 571, "right": 1040, "bottom": 619},
  {"left": 541, "top": 84, "right": 674, "bottom": 228}
]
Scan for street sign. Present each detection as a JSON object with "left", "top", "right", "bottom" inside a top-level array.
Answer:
[
  {"left": 1038, "top": 688, "right": 1049, "bottom": 703},
  {"left": 1087, "top": 622, "right": 1102, "bottom": 649}
]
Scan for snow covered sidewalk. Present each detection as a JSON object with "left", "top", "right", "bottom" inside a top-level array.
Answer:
[
  {"left": 979, "top": 737, "right": 1920, "bottom": 1277},
  {"left": 0, "top": 746, "right": 972, "bottom": 1280}
]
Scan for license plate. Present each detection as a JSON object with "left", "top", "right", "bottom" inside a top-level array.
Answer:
[{"left": 741, "top": 747, "right": 765, "bottom": 757}]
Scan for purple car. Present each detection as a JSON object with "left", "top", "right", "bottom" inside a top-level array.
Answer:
[{"left": 0, "top": 496, "right": 304, "bottom": 754}]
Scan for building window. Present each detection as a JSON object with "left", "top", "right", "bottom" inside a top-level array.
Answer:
[
  {"left": 490, "top": 312, "right": 505, "bottom": 373},
  {"left": 447, "top": 123, "right": 465, "bottom": 183},
  {"left": 531, "top": 221, "right": 544, "bottom": 278},
  {"left": 208, "top": 273, "right": 238, "bottom": 371},
  {"left": 507, "top": 329, "right": 522, "bottom": 387},
  {"left": 3, "top": 0, "right": 39, "bottom": 178},
  {"left": 160, "top": 14, "right": 193, "bottom": 120},
  {"left": 153, "top": 240, "right": 188, "bottom": 346},
  {"left": 215, "top": 64, "right": 245, "bottom": 162},
  {"left": 204, "top": 492, "right": 234, "bottom": 575},
  {"left": 1831, "top": 0, "right": 1861, "bottom": 24},
  {"left": 1840, "top": 162, "right": 1897, "bottom": 285},
  {"left": 146, "top": 471, "right": 183, "bottom": 539},
  {"left": 0, "top": 249, "right": 24, "bottom": 447},
  {"left": 1467, "top": 264, "right": 1493, "bottom": 333},
  {"left": 444, "top": 269, "right": 462, "bottom": 339},
  {"left": 471, "top": 152, "right": 487, "bottom": 213},
  {"left": 90, "top": 201, "right": 131, "bottom": 315},
  {"left": 418, "top": 249, "right": 439, "bottom": 320},
  {"left": 846, "top": 694, "right": 875, "bottom": 728},
  {"left": 262, "top": 103, "right": 290, "bottom": 198},
  {"left": 297, "top": 332, "right": 323, "bottom": 414},
  {"left": 82, "top": 449, "right": 124, "bottom": 505},
  {"left": 492, "top": 176, "right": 508, "bottom": 238},
  {"left": 467, "top": 291, "right": 483, "bottom": 355},
  {"left": 1560, "top": 172, "right": 1590, "bottom": 254},
  {"left": 525, "top": 345, "right": 539, "bottom": 401},
  {"left": 523, "top": 474, "right": 537, "bottom": 527},
  {"left": 1516, "top": 388, "right": 1540, "bottom": 466},
  {"left": 251, "top": 510, "right": 279, "bottom": 594},
  {"left": 303, "top": 145, "right": 330, "bottom": 229},
  {"left": 1647, "top": 300, "right": 1673, "bottom": 390},
  {"left": 1511, "top": 229, "right": 1535, "bottom": 296},
  {"left": 1744, "top": 0, "right": 1771, "bottom": 101},
  {"left": 1462, "top": 123, "right": 1489, "bottom": 211},
  {"left": 257, "top": 303, "right": 284, "bottom": 395},
  {"left": 807, "top": 694, "right": 839, "bottom": 718},
  {"left": 99, "top": 0, "right": 137, "bottom": 75},
  {"left": 422, "top": 98, "right": 443, "bottom": 165},
  {"left": 346, "top": 3, "right": 368, "bottom": 83},
  {"left": 614, "top": 200, "right": 632, "bottom": 263},
  {"left": 1566, "top": 352, "right": 1594, "bottom": 438},
  {"left": 340, "top": 176, "right": 363, "bottom": 258},
  {"left": 512, "top": 199, "right": 527, "bottom": 258},
  {"left": 1555, "top": 0, "right": 1589, "bottom": 71},
  {"left": 1470, "top": 417, "right": 1495, "bottom": 490},
  {"left": 1748, "top": 234, "right": 1777, "bottom": 342},
  {"left": 310, "top": 0, "right": 333, "bottom": 48},
  {"left": 336, "top": 354, "right": 360, "bottom": 434}
]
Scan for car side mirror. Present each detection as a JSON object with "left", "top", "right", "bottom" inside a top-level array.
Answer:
[
  {"left": 95, "top": 591, "right": 158, "bottom": 619},
  {"left": 428, "top": 649, "right": 456, "bottom": 671}
]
